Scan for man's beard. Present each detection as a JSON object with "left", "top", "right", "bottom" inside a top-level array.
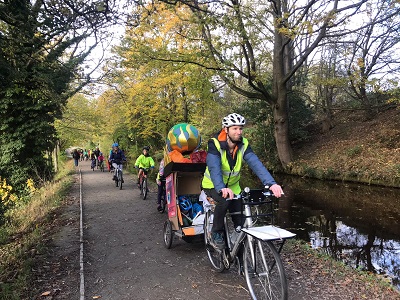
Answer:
[{"left": 228, "top": 133, "right": 242, "bottom": 143}]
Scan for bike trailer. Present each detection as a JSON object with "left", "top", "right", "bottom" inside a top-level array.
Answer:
[{"left": 163, "top": 162, "right": 207, "bottom": 248}]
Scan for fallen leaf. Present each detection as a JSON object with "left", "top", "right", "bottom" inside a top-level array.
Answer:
[{"left": 41, "top": 291, "right": 51, "bottom": 296}]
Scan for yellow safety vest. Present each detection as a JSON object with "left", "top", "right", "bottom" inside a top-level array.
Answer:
[{"left": 202, "top": 137, "right": 248, "bottom": 194}]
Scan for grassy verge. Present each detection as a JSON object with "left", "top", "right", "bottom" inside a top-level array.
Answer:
[{"left": 0, "top": 158, "right": 75, "bottom": 300}]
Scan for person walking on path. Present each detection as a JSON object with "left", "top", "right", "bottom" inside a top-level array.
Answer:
[{"left": 72, "top": 149, "right": 80, "bottom": 167}]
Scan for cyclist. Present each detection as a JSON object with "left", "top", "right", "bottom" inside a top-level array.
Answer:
[
  {"left": 93, "top": 146, "right": 101, "bottom": 167},
  {"left": 90, "top": 150, "right": 96, "bottom": 170},
  {"left": 201, "top": 113, "right": 284, "bottom": 249},
  {"left": 135, "top": 146, "right": 155, "bottom": 188},
  {"left": 98, "top": 152, "right": 105, "bottom": 169},
  {"left": 109, "top": 143, "right": 126, "bottom": 183}
]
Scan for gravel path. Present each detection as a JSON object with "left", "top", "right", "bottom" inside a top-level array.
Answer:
[{"left": 30, "top": 160, "right": 400, "bottom": 300}]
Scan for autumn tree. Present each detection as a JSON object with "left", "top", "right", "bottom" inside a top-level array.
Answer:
[
  {"left": 0, "top": 0, "right": 116, "bottom": 189},
  {"left": 340, "top": 0, "right": 400, "bottom": 118},
  {"left": 147, "top": 0, "right": 371, "bottom": 168},
  {"left": 106, "top": 2, "right": 218, "bottom": 151},
  {"left": 55, "top": 94, "right": 104, "bottom": 150}
]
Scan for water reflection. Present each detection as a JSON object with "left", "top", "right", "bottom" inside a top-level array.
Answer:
[{"left": 242, "top": 172, "right": 400, "bottom": 291}]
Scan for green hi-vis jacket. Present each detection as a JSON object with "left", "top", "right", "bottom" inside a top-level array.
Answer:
[
  {"left": 202, "top": 137, "right": 249, "bottom": 195},
  {"left": 135, "top": 154, "right": 155, "bottom": 169}
]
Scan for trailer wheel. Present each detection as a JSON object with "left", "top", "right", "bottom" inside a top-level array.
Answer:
[{"left": 163, "top": 220, "right": 173, "bottom": 249}]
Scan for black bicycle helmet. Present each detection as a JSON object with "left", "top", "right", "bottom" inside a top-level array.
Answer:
[{"left": 143, "top": 146, "right": 150, "bottom": 151}]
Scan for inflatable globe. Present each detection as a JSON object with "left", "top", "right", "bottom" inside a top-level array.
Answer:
[{"left": 166, "top": 123, "right": 201, "bottom": 153}]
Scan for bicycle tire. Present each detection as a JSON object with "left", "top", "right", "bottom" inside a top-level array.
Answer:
[
  {"left": 142, "top": 177, "right": 148, "bottom": 200},
  {"left": 243, "top": 238, "right": 288, "bottom": 300},
  {"left": 163, "top": 220, "right": 173, "bottom": 249},
  {"left": 203, "top": 210, "right": 225, "bottom": 272},
  {"left": 115, "top": 171, "right": 119, "bottom": 187},
  {"left": 139, "top": 176, "right": 143, "bottom": 194},
  {"left": 119, "top": 171, "right": 123, "bottom": 190}
]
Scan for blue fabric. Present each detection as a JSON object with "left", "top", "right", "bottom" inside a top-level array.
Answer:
[{"left": 109, "top": 149, "right": 126, "bottom": 163}]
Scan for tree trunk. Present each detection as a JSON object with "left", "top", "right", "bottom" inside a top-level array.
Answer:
[
  {"left": 272, "top": 3, "right": 293, "bottom": 168},
  {"left": 273, "top": 95, "right": 292, "bottom": 167}
]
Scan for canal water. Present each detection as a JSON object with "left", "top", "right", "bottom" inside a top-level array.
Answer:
[{"left": 243, "top": 172, "right": 400, "bottom": 291}]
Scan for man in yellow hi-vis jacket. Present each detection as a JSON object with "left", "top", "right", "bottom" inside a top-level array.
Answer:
[{"left": 202, "top": 113, "right": 284, "bottom": 249}]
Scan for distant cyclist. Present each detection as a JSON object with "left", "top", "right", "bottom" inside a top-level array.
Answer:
[
  {"left": 110, "top": 143, "right": 126, "bottom": 183},
  {"left": 98, "top": 152, "right": 105, "bottom": 169},
  {"left": 135, "top": 146, "right": 155, "bottom": 188},
  {"left": 93, "top": 146, "right": 101, "bottom": 167}
]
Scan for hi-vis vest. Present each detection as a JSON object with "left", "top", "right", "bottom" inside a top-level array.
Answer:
[{"left": 202, "top": 137, "right": 249, "bottom": 194}]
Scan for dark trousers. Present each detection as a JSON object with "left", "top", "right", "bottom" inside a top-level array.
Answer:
[
  {"left": 157, "top": 181, "right": 165, "bottom": 205},
  {"left": 203, "top": 188, "right": 242, "bottom": 233}
]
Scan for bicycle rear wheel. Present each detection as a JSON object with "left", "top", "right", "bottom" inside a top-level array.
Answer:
[
  {"left": 203, "top": 210, "right": 225, "bottom": 272},
  {"left": 118, "top": 171, "right": 123, "bottom": 190},
  {"left": 243, "top": 238, "right": 288, "bottom": 300},
  {"left": 142, "top": 177, "right": 148, "bottom": 200}
]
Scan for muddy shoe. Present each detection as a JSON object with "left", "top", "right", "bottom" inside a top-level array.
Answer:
[
  {"left": 157, "top": 205, "right": 162, "bottom": 212},
  {"left": 211, "top": 232, "right": 225, "bottom": 250}
]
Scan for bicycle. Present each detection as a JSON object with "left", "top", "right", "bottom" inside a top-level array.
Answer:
[
  {"left": 99, "top": 160, "right": 105, "bottom": 172},
  {"left": 138, "top": 168, "right": 150, "bottom": 200},
  {"left": 113, "top": 162, "right": 124, "bottom": 190},
  {"left": 203, "top": 186, "right": 296, "bottom": 300}
]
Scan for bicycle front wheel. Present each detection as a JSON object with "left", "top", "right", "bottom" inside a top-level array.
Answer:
[
  {"left": 119, "top": 171, "right": 123, "bottom": 190},
  {"left": 203, "top": 210, "right": 225, "bottom": 272},
  {"left": 243, "top": 239, "right": 288, "bottom": 300},
  {"left": 115, "top": 171, "right": 119, "bottom": 187},
  {"left": 142, "top": 177, "right": 148, "bottom": 200}
]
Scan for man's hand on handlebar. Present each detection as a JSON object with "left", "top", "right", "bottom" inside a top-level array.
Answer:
[
  {"left": 220, "top": 187, "right": 234, "bottom": 200},
  {"left": 269, "top": 184, "right": 284, "bottom": 198}
]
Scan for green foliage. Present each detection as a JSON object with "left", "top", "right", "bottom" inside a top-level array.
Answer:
[
  {"left": 323, "top": 168, "right": 340, "bottom": 179},
  {"left": 303, "top": 166, "right": 318, "bottom": 178},
  {"left": 240, "top": 99, "right": 279, "bottom": 166},
  {"left": 105, "top": 3, "right": 218, "bottom": 152},
  {"left": 346, "top": 145, "right": 363, "bottom": 158},
  {"left": 238, "top": 92, "right": 314, "bottom": 169},
  {"left": 289, "top": 92, "right": 314, "bottom": 143},
  {"left": 0, "top": 1, "right": 109, "bottom": 192}
]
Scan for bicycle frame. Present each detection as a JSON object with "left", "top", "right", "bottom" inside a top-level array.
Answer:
[
  {"left": 139, "top": 168, "right": 149, "bottom": 183},
  {"left": 139, "top": 168, "right": 150, "bottom": 199}
]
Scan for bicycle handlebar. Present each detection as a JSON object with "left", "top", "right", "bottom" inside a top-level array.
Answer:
[{"left": 221, "top": 186, "right": 283, "bottom": 202}]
